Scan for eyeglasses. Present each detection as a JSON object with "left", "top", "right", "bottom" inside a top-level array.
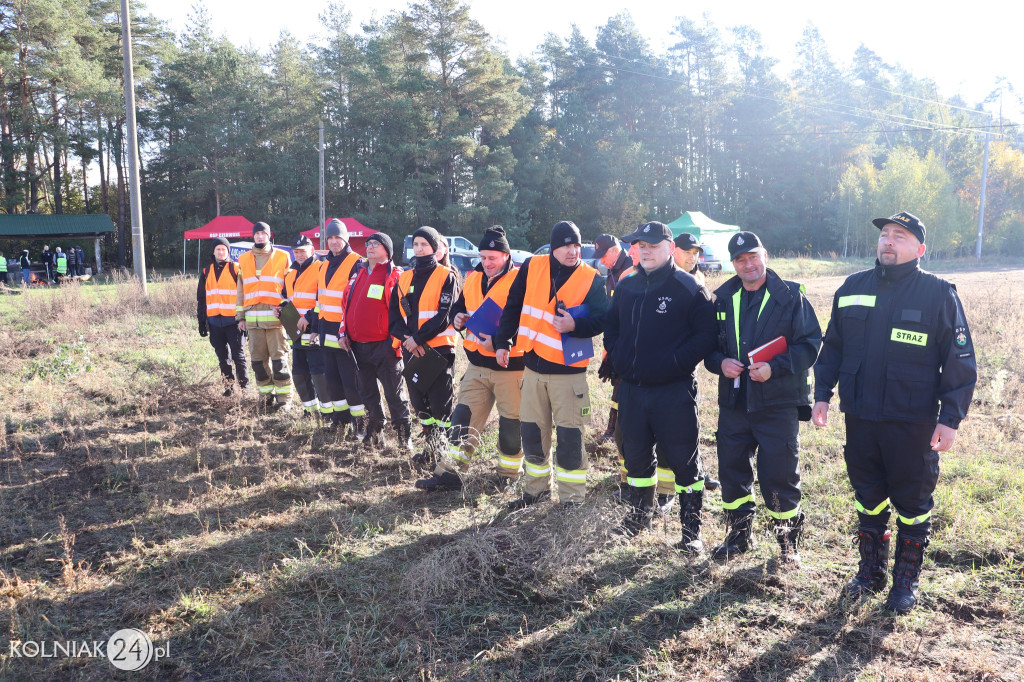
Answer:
[{"left": 366, "top": 240, "right": 381, "bottom": 248}]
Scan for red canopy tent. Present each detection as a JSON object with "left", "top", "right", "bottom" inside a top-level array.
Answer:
[
  {"left": 302, "top": 218, "right": 371, "bottom": 255},
  {"left": 183, "top": 216, "right": 254, "bottom": 271}
]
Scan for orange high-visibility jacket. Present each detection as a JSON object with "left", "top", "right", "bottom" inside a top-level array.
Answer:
[
  {"left": 204, "top": 262, "right": 238, "bottom": 318},
  {"left": 317, "top": 252, "right": 361, "bottom": 324},
  {"left": 395, "top": 265, "right": 458, "bottom": 348},
  {"left": 518, "top": 257, "right": 598, "bottom": 368},
  {"left": 285, "top": 259, "right": 323, "bottom": 345},
  {"left": 462, "top": 269, "right": 523, "bottom": 358},
  {"left": 239, "top": 247, "right": 290, "bottom": 312}
]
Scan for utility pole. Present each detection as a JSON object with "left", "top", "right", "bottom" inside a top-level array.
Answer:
[
  {"left": 975, "top": 115, "right": 992, "bottom": 260},
  {"left": 318, "top": 122, "right": 326, "bottom": 232},
  {"left": 120, "top": 0, "right": 146, "bottom": 293}
]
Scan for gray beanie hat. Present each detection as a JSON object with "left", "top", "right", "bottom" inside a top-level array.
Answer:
[{"left": 325, "top": 218, "right": 349, "bottom": 242}]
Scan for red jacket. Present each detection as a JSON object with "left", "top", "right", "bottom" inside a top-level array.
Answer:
[{"left": 341, "top": 261, "right": 403, "bottom": 345}]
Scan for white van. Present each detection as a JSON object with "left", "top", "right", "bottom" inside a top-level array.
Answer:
[{"left": 402, "top": 234, "right": 477, "bottom": 265}]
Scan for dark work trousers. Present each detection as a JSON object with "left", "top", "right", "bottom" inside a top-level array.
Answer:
[
  {"left": 323, "top": 347, "right": 365, "bottom": 418},
  {"left": 717, "top": 404, "right": 801, "bottom": 517},
  {"left": 403, "top": 348, "right": 455, "bottom": 427},
  {"left": 291, "top": 344, "right": 325, "bottom": 412},
  {"left": 209, "top": 322, "right": 248, "bottom": 386},
  {"left": 618, "top": 380, "right": 704, "bottom": 491},
  {"left": 844, "top": 414, "right": 939, "bottom": 536},
  {"left": 353, "top": 339, "right": 411, "bottom": 428}
]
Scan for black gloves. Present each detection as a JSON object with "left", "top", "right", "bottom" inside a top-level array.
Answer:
[
  {"left": 598, "top": 354, "right": 617, "bottom": 383},
  {"left": 198, "top": 321, "right": 208, "bottom": 337}
]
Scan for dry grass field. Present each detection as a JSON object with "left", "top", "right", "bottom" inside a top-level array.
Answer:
[{"left": 0, "top": 262, "right": 1022, "bottom": 681}]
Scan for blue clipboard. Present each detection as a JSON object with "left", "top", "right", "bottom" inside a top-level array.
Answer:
[
  {"left": 560, "top": 304, "right": 594, "bottom": 362},
  {"left": 465, "top": 297, "right": 503, "bottom": 338}
]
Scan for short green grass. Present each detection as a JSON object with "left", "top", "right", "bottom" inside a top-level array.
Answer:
[{"left": 0, "top": 265, "right": 1021, "bottom": 680}]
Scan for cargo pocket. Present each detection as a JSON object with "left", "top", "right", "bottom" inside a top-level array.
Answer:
[
  {"left": 882, "top": 364, "right": 938, "bottom": 416},
  {"left": 837, "top": 356, "right": 860, "bottom": 409},
  {"left": 572, "top": 380, "right": 591, "bottom": 428}
]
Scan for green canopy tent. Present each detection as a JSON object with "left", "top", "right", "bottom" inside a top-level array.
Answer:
[
  {"left": 0, "top": 214, "right": 113, "bottom": 275},
  {"left": 665, "top": 211, "right": 741, "bottom": 271}
]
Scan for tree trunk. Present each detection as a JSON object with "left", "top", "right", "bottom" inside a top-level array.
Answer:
[
  {"left": 51, "top": 88, "right": 62, "bottom": 213},
  {"left": 98, "top": 117, "right": 109, "bottom": 215},
  {"left": 111, "top": 118, "right": 127, "bottom": 268}
]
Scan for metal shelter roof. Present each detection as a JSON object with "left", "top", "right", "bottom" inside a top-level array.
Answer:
[{"left": 0, "top": 214, "right": 115, "bottom": 239}]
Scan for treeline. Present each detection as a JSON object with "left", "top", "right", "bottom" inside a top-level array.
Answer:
[{"left": 3, "top": 0, "right": 1023, "bottom": 267}]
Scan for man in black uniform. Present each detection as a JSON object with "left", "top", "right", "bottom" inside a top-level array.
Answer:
[
  {"left": 705, "top": 231, "right": 822, "bottom": 565},
  {"left": 604, "top": 221, "right": 717, "bottom": 547},
  {"left": 812, "top": 211, "right": 977, "bottom": 614}
]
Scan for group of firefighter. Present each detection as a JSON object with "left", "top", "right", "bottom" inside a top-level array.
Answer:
[{"left": 197, "top": 211, "right": 976, "bottom": 616}]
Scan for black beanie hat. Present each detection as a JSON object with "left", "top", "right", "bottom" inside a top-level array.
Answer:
[
  {"left": 366, "top": 232, "right": 394, "bottom": 258},
  {"left": 252, "top": 221, "right": 271, "bottom": 237},
  {"left": 478, "top": 225, "right": 511, "bottom": 253},
  {"left": 550, "top": 220, "right": 582, "bottom": 250},
  {"left": 212, "top": 237, "right": 230, "bottom": 251},
  {"left": 412, "top": 226, "right": 441, "bottom": 254}
]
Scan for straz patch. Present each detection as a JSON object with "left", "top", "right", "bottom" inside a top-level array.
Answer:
[
  {"left": 891, "top": 328, "right": 928, "bottom": 346},
  {"left": 581, "top": 406, "right": 591, "bottom": 417}
]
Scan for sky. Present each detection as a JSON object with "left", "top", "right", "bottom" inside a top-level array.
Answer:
[{"left": 147, "top": 0, "right": 1020, "bottom": 118}]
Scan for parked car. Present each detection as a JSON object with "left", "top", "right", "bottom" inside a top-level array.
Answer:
[
  {"left": 402, "top": 234, "right": 478, "bottom": 265},
  {"left": 448, "top": 250, "right": 481, "bottom": 277},
  {"left": 698, "top": 244, "right": 723, "bottom": 272},
  {"left": 509, "top": 249, "right": 533, "bottom": 266},
  {"left": 532, "top": 243, "right": 607, "bottom": 275}
]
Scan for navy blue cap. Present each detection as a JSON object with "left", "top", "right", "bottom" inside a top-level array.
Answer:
[{"left": 872, "top": 212, "right": 926, "bottom": 243}]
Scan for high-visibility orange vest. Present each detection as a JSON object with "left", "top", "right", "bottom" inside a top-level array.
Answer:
[
  {"left": 204, "top": 262, "right": 238, "bottom": 319},
  {"left": 395, "top": 265, "right": 458, "bottom": 348},
  {"left": 462, "top": 268, "right": 523, "bottom": 358},
  {"left": 317, "top": 252, "right": 361, "bottom": 324},
  {"left": 239, "top": 248, "right": 289, "bottom": 308},
  {"left": 285, "top": 259, "right": 323, "bottom": 345},
  {"left": 518, "top": 256, "right": 598, "bottom": 368}
]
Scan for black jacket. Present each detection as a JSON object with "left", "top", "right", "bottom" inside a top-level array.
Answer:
[
  {"left": 603, "top": 260, "right": 717, "bottom": 392},
  {"left": 813, "top": 259, "right": 977, "bottom": 428},
  {"left": 494, "top": 255, "right": 609, "bottom": 375},
  {"left": 705, "top": 269, "right": 822, "bottom": 414}
]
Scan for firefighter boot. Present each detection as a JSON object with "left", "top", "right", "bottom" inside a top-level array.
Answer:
[
  {"left": 675, "top": 490, "right": 704, "bottom": 554},
  {"left": 611, "top": 480, "right": 628, "bottom": 505},
  {"left": 348, "top": 415, "right": 366, "bottom": 443},
  {"left": 615, "top": 485, "right": 656, "bottom": 537},
  {"left": 363, "top": 421, "right": 385, "bottom": 449},
  {"left": 773, "top": 512, "right": 805, "bottom": 566},
  {"left": 885, "top": 532, "right": 929, "bottom": 615},
  {"left": 711, "top": 511, "right": 754, "bottom": 562},
  {"left": 843, "top": 526, "right": 891, "bottom": 599},
  {"left": 394, "top": 421, "right": 415, "bottom": 455},
  {"left": 506, "top": 489, "right": 551, "bottom": 511},
  {"left": 415, "top": 470, "right": 463, "bottom": 492},
  {"left": 412, "top": 424, "right": 440, "bottom": 467}
]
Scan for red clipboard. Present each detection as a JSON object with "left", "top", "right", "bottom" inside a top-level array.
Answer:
[{"left": 748, "top": 335, "right": 788, "bottom": 364}]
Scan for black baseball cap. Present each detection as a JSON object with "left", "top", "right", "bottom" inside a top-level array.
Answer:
[
  {"left": 872, "top": 212, "right": 926, "bottom": 243},
  {"left": 292, "top": 235, "right": 313, "bottom": 249},
  {"left": 622, "top": 221, "right": 673, "bottom": 245},
  {"left": 727, "top": 231, "right": 765, "bottom": 260},
  {"left": 593, "top": 234, "right": 618, "bottom": 258},
  {"left": 674, "top": 232, "right": 703, "bottom": 252}
]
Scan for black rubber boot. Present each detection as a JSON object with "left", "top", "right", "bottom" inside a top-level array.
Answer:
[
  {"left": 362, "top": 421, "right": 385, "bottom": 449},
  {"left": 675, "top": 490, "right": 704, "bottom": 554},
  {"left": 885, "top": 532, "right": 928, "bottom": 615},
  {"left": 711, "top": 511, "right": 754, "bottom": 562},
  {"left": 411, "top": 425, "right": 440, "bottom": 467},
  {"left": 415, "top": 470, "right": 463, "bottom": 491},
  {"left": 506, "top": 489, "right": 551, "bottom": 511},
  {"left": 843, "top": 526, "right": 891, "bottom": 598},
  {"left": 657, "top": 492, "right": 676, "bottom": 515},
  {"left": 328, "top": 410, "right": 351, "bottom": 437},
  {"left": 348, "top": 415, "right": 366, "bottom": 443},
  {"left": 615, "top": 486, "right": 656, "bottom": 537},
  {"left": 703, "top": 474, "right": 721, "bottom": 492},
  {"left": 773, "top": 512, "right": 805, "bottom": 566},
  {"left": 611, "top": 480, "right": 628, "bottom": 505},
  {"left": 395, "top": 421, "right": 415, "bottom": 454}
]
